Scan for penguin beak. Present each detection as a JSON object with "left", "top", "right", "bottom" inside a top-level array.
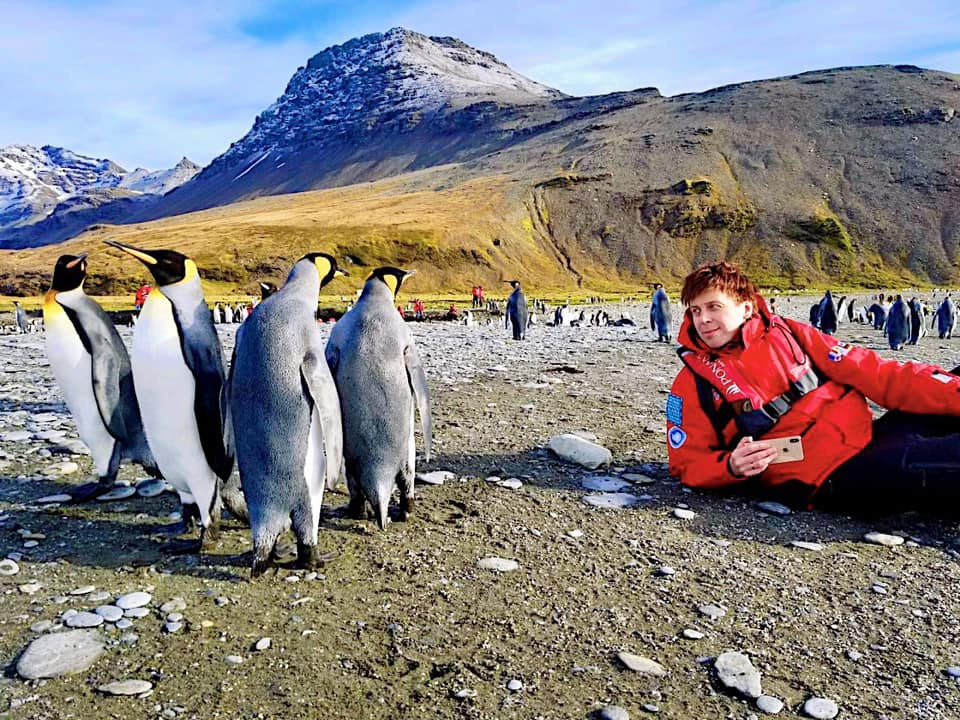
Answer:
[
  {"left": 65, "top": 253, "right": 88, "bottom": 269},
  {"left": 335, "top": 268, "right": 349, "bottom": 277},
  {"left": 104, "top": 240, "right": 159, "bottom": 266},
  {"left": 404, "top": 269, "right": 417, "bottom": 278}
]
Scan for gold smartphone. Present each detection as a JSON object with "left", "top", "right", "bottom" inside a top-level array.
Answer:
[{"left": 766, "top": 435, "right": 804, "bottom": 464}]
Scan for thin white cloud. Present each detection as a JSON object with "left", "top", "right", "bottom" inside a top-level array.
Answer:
[{"left": 0, "top": 0, "right": 957, "bottom": 170}]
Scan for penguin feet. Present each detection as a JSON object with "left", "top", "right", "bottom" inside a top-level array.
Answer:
[
  {"left": 148, "top": 503, "right": 201, "bottom": 536},
  {"left": 346, "top": 496, "right": 367, "bottom": 520},
  {"left": 160, "top": 537, "right": 203, "bottom": 555},
  {"left": 66, "top": 479, "right": 115, "bottom": 504},
  {"left": 399, "top": 496, "right": 415, "bottom": 522},
  {"left": 295, "top": 541, "right": 338, "bottom": 570},
  {"left": 161, "top": 524, "right": 219, "bottom": 555}
]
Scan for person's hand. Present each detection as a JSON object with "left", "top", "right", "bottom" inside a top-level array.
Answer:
[{"left": 727, "top": 436, "right": 779, "bottom": 477}]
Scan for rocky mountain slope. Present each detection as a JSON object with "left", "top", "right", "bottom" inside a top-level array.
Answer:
[{"left": 2, "top": 27, "right": 959, "bottom": 293}]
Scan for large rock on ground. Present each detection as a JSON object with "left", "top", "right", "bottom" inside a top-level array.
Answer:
[
  {"left": 547, "top": 434, "right": 612, "bottom": 469},
  {"left": 715, "top": 650, "right": 762, "bottom": 698},
  {"left": 16, "top": 629, "right": 106, "bottom": 679}
]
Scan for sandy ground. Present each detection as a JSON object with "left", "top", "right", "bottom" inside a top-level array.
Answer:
[{"left": 0, "top": 296, "right": 959, "bottom": 719}]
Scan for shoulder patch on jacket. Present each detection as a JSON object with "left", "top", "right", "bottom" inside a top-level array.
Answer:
[
  {"left": 666, "top": 393, "right": 683, "bottom": 425},
  {"left": 828, "top": 342, "right": 850, "bottom": 362},
  {"left": 668, "top": 426, "right": 687, "bottom": 449}
]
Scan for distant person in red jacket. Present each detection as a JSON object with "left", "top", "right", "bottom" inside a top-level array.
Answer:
[
  {"left": 134, "top": 284, "right": 152, "bottom": 311},
  {"left": 666, "top": 261, "right": 960, "bottom": 516}
]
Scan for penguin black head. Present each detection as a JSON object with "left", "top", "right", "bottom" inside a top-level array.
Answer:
[
  {"left": 299, "top": 253, "right": 348, "bottom": 289},
  {"left": 104, "top": 240, "right": 194, "bottom": 287},
  {"left": 506, "top": 280, "right": 521, "bottom": 289},
  {"left": 50, "top": 254, "right": 89, "bottom": 292},
  {"left": 369, "top": 266, "right": 415, "bottom": 298},
  {"left": 258, "top": 281, "right": 278, "bottom": 300}
]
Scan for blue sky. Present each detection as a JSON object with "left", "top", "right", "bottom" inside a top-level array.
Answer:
[{"left": 1, "top": 0, "right": 958, "bottom": 170}]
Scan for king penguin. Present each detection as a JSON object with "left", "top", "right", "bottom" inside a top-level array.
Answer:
[
  {"left": 505, "top": 280, "right": 528, "bottom": 341},
  {"left": 104, "top": 240, "right": 233, "bottom": 551},
  {"left": 650, "top": 284, "right": 672, "bottom": 342},
  {"left": 326, "top": 267, "right": 432, "bottom": 529},
  {"left": 42, "top": 253, "right": 160, "bottom": 502},
  {"left": 14, "top": 301, "right": 30, "bottom": 333},
  {"left": 936, "top": 294, "right": 956, "bottom": 339},
  {"left": 886, "top": 295, "right": 910, "bottom": 350},
  {"left": 818, "top": 290, "right": 838, "bottom": 335},
  {"left": 226, "top": 253, "right": 347, "bottom": 576}
]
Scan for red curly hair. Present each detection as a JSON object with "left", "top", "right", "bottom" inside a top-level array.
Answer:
[{"left": 680, "top": 262, "right": 758, "bottom": 306}]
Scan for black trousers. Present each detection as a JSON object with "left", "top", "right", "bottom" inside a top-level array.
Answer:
[{"left": 814, "top": 367, "right": 960, "bottom": 518}]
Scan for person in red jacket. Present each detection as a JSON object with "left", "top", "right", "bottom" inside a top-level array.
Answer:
[
  {"left": 134, "top": 284, "right": 152, "bottom": 311},
  {"left": 666, "top": 261, "right": 960, "bottom": 515}
]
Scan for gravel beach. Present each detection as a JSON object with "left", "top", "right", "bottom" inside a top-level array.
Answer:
[{"left": 1, "top": 296, "right": 959, "bottom": 719}]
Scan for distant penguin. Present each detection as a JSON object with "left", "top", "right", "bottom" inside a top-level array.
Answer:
[
  {"left": 650, "top": 284, "right": 671, "bottom": 342},
  {"left": 104, "top": 240, "right": 233, "bottom": 552},
  {"left": 886, "top": 295, "right": 910, "bottom": 350},
  {"left": 326, "top": 267, "right": 432, "bottom": 530},
  {"left": 505, "top": 280, "right": 528, "bottom": 341},
  {"left": 908, "top": 297, "right": 925, "bottom": 345},
  {"left": 936, "top": 295, "right": 956, "bottom": 338},
  {"left": 227, "top": 254, "right": 347, "bottom": 576},
  {"left": 818, "top": 290, "right": 838, "bottom": 335},
  {"left": 835, "top": 295, "right": 847, "bottom": 325},
  {"left": 846, "top": 298, "right": 857, "bottom": 322},
  {"left": 868, "top": 301, "right": 886, "bottom": 331},
  {"left": 42, "top": 254, "right": 159, "bottom": 502},
  {"left": 14, "top": 301, "right": 30, "bottom": 333}
]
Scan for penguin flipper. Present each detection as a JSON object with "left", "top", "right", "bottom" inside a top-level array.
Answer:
[
  {"left": 301, "top": 351, "right": 344, "bottom": 491},
  {"left": 174, "top": 309, "right": 234, "bottom": 481},
  {"left": 220, "top": 341, "right": 238, "bottom": 463},
  {"left": 404, "top": 343, "right": 432, "bottom": 463},
  {"left": 61, "top": 299, "right": 130, "bottom": 442}
]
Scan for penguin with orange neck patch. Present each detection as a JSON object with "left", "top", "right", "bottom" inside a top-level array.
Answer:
[
  {"left": 42, "top": 253, "right": 159, "bottom": 502},
  {"left": 325, "top": 266, "right": 432, "bottom": 529},
  {"left": 104, "top": 240, "right": 233, "bottom": 552}
]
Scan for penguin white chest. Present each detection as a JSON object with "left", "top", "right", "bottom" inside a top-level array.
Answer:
[
  {"left": 131, "top": 293, "right": 213, "bottom": 500},
  {"left": 43, "top": 299, "right": 115, "bottom": 475}
]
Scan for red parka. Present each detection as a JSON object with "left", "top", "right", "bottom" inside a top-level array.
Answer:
[{"left": 666, "top": 296, "right": 960, "bottom": 492}]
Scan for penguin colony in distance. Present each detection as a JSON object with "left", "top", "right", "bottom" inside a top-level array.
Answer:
[
  {"left": 505, "top": 280, "right": 528, "bottom": 341},
  {"left": 42, "top": 254, "right": 159, "bottom": 502},
  {"left": 326, "top": 267, "right": 433, "bottom": 530},
  {"left": 105, "top": 240, "right": 234, "bottom": 551},
  {"left": 226, "top": 254, "right": 347, "bottom": 575},
  {"left": 650, "top": 284, "right": 671, "bottom": 342}
]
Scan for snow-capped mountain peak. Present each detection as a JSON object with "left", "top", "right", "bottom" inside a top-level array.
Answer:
[
  {"left": 0, "top": 145, "right": 198, "bottom": 230},
  {"left": 213, "top": 28, "right": 565, "bottom": 169},
  {"left": 119, "top": 157, "right": 201, "bottom": 194}
]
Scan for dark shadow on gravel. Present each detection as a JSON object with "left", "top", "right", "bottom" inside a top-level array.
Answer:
[
  {"left": 0, "top": 398, "right": 68, "bottom": 414},
  {"left": 4, "top": 449, "right": 957, "bottom": 580},
  {"left": 420, "top": 450, "right": 959, "bottom": 551}
]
